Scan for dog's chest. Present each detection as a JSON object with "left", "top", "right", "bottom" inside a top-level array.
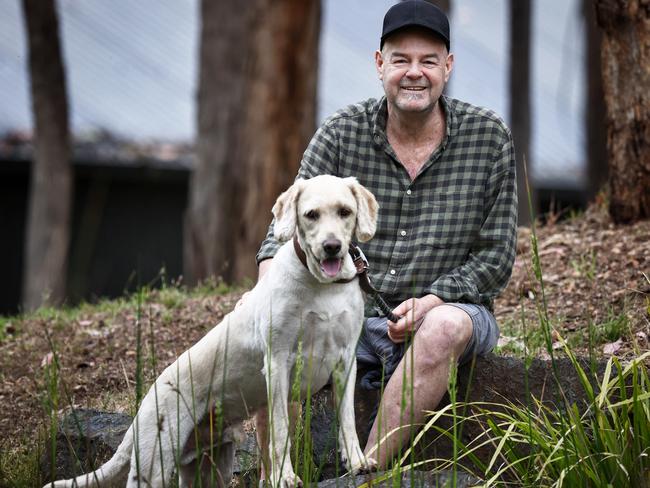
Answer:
[
  {"left": 301, "top": 308, "right": 356, "bottom": 352},
  {"left": 291, "top": 298, "right": 361, "bottom": 393}
]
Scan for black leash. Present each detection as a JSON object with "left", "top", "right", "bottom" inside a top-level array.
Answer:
[{"left": 348, "top": 244, "right": 400, "bottom": 323}]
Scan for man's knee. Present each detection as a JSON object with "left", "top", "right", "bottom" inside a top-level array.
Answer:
[{"left": 417, "top": 305, "right": 473, "bottom": 358}]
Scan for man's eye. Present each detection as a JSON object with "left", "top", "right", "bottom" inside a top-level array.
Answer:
[
  {"left": 305, "top": 210, "right": 320, "bottom": 220},
  {"left": 338, "top": 207, "right": 352, "bottom": 218}
]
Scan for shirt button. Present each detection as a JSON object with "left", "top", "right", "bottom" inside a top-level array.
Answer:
[
  {"left": 390, "top": 269, "right": 396, "bottom": 275},
  {"left": 400, "top": 230, "right": 406, "bottom": 236},
  {"left": 406, "top": 189, "right": 412, "bottom": 195}
]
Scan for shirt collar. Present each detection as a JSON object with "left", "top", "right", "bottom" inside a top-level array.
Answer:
[
  {"left": 372, "top": 95, "right": 456, "bottom": 148},
  {"left": 371, "top": 97, "right": 389, "bottom": 146}
]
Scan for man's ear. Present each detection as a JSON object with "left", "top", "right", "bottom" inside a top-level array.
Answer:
[
  {"left": 345, "top": 177, "right": 378, "bottom": 242},
  {"left": 375, "top": 49, "right": 384, "bottom": 80},
  {"left": 272, "top": 179, "right": 304, "bottom": 241},
  {"left": 444, "top": 52, "right": 454, "bottom": 83}
]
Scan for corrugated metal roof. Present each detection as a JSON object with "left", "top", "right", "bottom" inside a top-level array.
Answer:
[
  {"left": 1, "top": 0, "right": 586, "bottom": 185},
  {"left": 0, "top": 0, "right": 197, "bottom": 141}
]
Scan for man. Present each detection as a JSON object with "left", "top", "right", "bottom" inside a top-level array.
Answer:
[{"left": 254, "top": 0, "right": 517, "bottom": 470}]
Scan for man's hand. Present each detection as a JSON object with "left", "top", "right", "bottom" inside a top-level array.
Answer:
[{"left": 387, "top": 294, "right": 444, "bottom": 343}]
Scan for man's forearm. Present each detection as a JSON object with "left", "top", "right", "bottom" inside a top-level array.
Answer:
[{"left": 258, "top": 258, "right": 273, "bottom": 281}]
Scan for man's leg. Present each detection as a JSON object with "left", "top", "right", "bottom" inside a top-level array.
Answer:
[{"left": 363, "top": 305, "right": 473, "bottom": 469}]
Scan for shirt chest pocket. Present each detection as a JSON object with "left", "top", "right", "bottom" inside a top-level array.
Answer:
[{"left": 421, "top": 192, "right": 483, "bottom": 248}]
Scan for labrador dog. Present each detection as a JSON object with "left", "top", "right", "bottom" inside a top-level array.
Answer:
[{"left": 45, "top": 175, "right": 378, "bottom": 488}]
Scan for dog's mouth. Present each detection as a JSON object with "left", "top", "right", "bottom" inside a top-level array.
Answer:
[{"left": 320, "top": 257, "right": 342, "bottom": 278}]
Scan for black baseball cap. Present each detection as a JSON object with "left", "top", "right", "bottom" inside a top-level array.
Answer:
[{"left": 380, "top": 1, "right": 450, "bottom": 51}]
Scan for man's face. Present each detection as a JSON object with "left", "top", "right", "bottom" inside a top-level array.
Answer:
[{"left": 375, "top": 27, "right": 453, "bottom": 116}]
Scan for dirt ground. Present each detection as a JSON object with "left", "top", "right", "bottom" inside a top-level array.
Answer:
[{"left": 1, "top": 201, "right": 648, "bottom": 455}]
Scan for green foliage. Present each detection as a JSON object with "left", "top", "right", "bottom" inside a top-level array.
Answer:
[
  {"left": 591, "top": 310, "right": 629, "bottom": 344},
  {"left": 0, "top": 269, "right": 240, "bottom": 347},
  {"left": 457, "top": 350, "right": 650, "bottom": 487},
  {"left": 570, "top": 249, "right": 598, "bottom": 282},
  {"left": 0, "top": 317, "right": 11, "bottom": 342},
  {"left": 0, "top": 438, "right": 45, "bottom": 488}
]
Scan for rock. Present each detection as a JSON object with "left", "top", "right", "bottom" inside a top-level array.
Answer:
[
  {"left": 318, "top": 352, "right": 609, "bottom": 476},
  {"left": 41, "top": 354, "right": 607, "bottom": 484},
  {"left": 40, "top": 408, "right": 132, "bottom": 483},
  {"left": 317, "top": 469, "right": 481, "bottom": 488},
  {"left": 232, "top": 430, "right": 259, "bottom": 476}
]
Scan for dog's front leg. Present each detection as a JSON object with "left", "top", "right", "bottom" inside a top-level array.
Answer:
[
  {"left": 264, "top": 355, "right": 301, "bottom": 488},
  {"left": 335, "top": 351, "right": 377, "bottom": 474}
]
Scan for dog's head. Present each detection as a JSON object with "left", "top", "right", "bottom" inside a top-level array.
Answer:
[{"left": 272, "top": 175, "right": 379, "bottom": 282}]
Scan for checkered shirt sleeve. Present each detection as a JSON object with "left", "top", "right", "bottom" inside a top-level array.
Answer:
[{"left": 256, "top": 96, "right": 518, "bottom": 311}]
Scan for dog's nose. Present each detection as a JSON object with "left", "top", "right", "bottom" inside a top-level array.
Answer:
[{"left": 323, "top": 239, "right": 342, "bottom": 257}]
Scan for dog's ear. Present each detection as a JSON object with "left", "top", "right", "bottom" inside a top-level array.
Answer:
[
  {"left": 345, "top": 177, "right": 378, "bottom": 242},
  {"left": 272, "top": 179, "right": 304, "bottom": 241}
]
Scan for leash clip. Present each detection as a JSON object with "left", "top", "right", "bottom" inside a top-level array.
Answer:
[
  {"left": 349, "top": 244, "right": 400, "bottom": 323},
  {"left": 349, "top": 243, "right": 370, "bottom": 275}
]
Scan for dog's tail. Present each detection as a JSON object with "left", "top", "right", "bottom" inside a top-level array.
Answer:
[{"left": 42, "top": 424, "right": 133, "bottom": 488}]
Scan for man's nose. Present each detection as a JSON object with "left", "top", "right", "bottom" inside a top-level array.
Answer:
[{"left": 405, "top": 63, "right": 423, "bottom": 78}]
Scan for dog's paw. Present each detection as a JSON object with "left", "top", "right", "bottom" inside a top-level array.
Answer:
[
  {"left": 269, "top": 470, "right": 303, "bottom": 488},
  {"left": 358, "top": 455, "right": 378, "bottom": 473},
  {"left": 342, "top": 445, "right": 378, "bottom": 474}
]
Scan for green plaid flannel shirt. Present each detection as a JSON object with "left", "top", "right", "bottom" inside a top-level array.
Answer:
[{"left": 257, "top": 96, "right": 517, "bottom": 312}]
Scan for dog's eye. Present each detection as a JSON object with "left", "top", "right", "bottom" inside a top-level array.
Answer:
[
  {"left": 338, "top": 207, "right": 352, "bottom": 218},
  {"left": 305, "top": 210, "right": 320, "bottom": 220}
]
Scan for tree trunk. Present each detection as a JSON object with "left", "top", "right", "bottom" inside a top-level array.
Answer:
[
  {"left": 594, "top": 0, "right": 650, "bottom": 223},
  {"left": 21, "top": 0, "right": 72, "bottom": 311},
  {"left": 186, "top": 0, "right": 320, "bottom": 284},
  {"left": 509, "top": 0, "right": 535, "bottom": 225},
  {"left": 583, "top": 0, "right": 608, "bottom": 201}
]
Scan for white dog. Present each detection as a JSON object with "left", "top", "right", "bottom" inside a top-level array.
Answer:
[{"left": 45, "top": 175, "right": 378, "bottom": 488}]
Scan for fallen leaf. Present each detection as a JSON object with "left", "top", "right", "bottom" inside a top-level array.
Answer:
[
  {"left": 498, "top": 335, "right": 525, "bottom": 350},
  {"left": 40, "top": 352, "right": 54, "bottom": 368},
  {"left": 603, "top": 339, "right": 623, "bottom": 355}
]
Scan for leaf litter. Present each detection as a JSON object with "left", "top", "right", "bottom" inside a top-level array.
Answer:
[{"left": 0, "top": 201, "right": 648, "bottom": 457}]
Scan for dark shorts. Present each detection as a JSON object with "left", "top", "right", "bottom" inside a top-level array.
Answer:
[
  {"left": 446, "top": 303, "right": 500, "bottom": 365},
  {"left": 356, "top": 303, "right": 499, "bottom": 390}
]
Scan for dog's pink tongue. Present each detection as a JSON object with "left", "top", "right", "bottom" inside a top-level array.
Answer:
[{"left": 321, "top": 258, "right": 342, "bottom": 277}]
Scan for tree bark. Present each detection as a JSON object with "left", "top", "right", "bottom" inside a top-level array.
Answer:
[
  {"left": 186, "top": 0, "right": 320, "bottom": 284},
  {"left": 509, "top": 0, "right": 535, "bottom": 225},
  {"left": 583, "top": 0, "right": 609, "bottom": 201},
  {"left": 21, "top": 0, "right": 72, "bottom": 311},
  {"left": 594, "top": 0, "right": 650, "bottom": 223}
]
